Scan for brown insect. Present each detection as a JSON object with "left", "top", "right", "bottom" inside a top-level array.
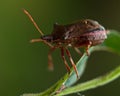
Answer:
[{"left": 24, "top": 9, "right": 107, "bottom": 78}]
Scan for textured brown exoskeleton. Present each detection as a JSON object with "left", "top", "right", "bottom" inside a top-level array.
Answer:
[{"left": 24, "top": 9, "right": 107, "bottom": 78}]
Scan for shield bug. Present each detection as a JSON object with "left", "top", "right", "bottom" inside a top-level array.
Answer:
[{"left": 24, "top": 9, "right": 107, "bottom": 78}]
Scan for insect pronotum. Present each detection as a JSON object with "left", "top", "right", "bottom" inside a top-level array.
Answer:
[{"left": 24, "top": 9, "right": 107, "bottom": 78}]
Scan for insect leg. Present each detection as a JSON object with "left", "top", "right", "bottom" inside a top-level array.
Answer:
[
  {"left": 65, "top": 48, "right": 79, "bottom": 78},
  {"left": 60, "top": 47, "right": 71, "bottom": 73},
  {"left": 85, "top": 41, "right": 92, "bottom": 56},
  {"left": 74, "top": 47, "right": 82, "bottom": 56},
  {"left": 48, "top": 47, "right": 56, "bottom": 71}
]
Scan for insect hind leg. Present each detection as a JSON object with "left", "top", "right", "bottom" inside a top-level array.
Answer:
[{"left": 85, "top": 41, "right": 92, "bottom": 56}]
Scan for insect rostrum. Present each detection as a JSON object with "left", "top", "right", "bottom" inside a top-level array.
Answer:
[{"left": 24, "top": 9, "right": 107, "bottom": 78}]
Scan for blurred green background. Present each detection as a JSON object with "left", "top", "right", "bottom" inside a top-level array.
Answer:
[{"left": 0, "top": 0, "right": 120, "bottom": 96}]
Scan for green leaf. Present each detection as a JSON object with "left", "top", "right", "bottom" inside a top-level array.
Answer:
[
  {"left": 57, "top": 65, "right": 120, "bottom": 96},
  {"left": 22, "top": 30, "right": 120, "bottom": 96}
]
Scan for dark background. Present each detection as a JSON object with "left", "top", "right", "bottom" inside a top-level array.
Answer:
[{"left": 0, "top": 0, "right": 120, "bottom": 96}]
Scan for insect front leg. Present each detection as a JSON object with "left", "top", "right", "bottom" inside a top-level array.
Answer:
[
  {"left": 65, "top": 48, "right": 79, "bottom": 78},
  {"left": 48, "top": 47, "right": 56, "bottom": 71},
  {"left": 60, "top": 47, "right": 71, "bottom": 73}
]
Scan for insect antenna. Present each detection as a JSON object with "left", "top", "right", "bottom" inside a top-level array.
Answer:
[
  {"left": 23, "top": 9, "right": 53, "bottom": 48},
  {"left": 23, "top": 9, "right": 44, "bottom": 36},
  {"left": 30, "top": 38, "right": 53, "bottom": 48}
]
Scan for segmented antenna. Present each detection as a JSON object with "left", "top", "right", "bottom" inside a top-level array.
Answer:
[
  {"left": 30, "top": 38, "right": 53, "bottom": 48},
  {"left": 23, "top": 9, "right": 44, "bottom": 36},
  {"left": 23, "top": 9, "right": 53, "bottom": 48}
]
